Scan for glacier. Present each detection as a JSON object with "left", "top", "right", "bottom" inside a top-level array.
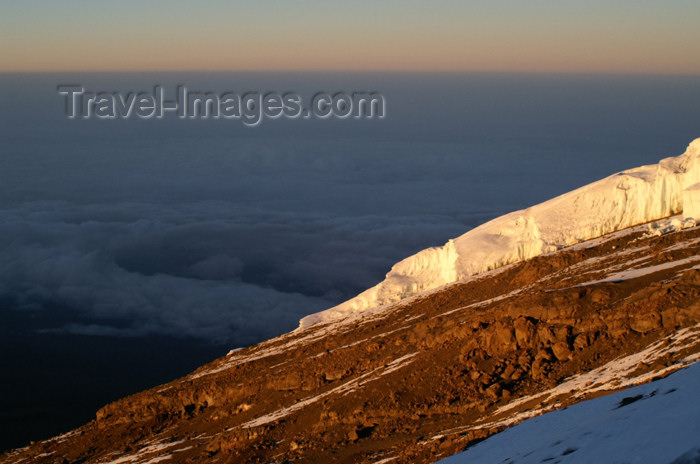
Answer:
[{"left": 299, "top": 138, "right": 700, "bottom": 329}]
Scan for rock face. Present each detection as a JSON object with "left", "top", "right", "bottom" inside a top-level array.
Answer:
[
  {"left": 301, "top": 138, "right": 700, "bottom": 329},
  {"left": 3, "top": 217, "right": 700, "bottom": 464}
]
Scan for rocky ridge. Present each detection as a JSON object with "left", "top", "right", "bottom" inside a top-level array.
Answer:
[{"left": 2, "top": 216, "right": 700, "bottom": 464}]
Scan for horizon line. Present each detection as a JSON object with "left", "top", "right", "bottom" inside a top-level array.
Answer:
[{"left": 2, "top": 69, "right": 700, "bottom": 78}]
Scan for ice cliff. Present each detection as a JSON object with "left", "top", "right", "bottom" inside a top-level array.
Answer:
[{"left": 299, "top": 138, "right": 700, "bottom": 329}]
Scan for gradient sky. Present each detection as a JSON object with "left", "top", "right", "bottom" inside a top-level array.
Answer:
[{"left": 1, "top": 0, "right": 700, "bottom": 74}]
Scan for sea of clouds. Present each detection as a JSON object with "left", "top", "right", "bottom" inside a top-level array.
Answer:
[{"left": 2, "top": 72, "right": 697, "bottom": 345}]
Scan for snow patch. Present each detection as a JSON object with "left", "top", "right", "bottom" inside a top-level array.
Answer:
[
  {"left": 371, "top": 457, "right": 398, "bottom": 464},
  {"left": 576, "top": 255, "right": 700, "bottom": 286},
  {"left": 97, "top": 439, "right": 185, "bottom": 464}
]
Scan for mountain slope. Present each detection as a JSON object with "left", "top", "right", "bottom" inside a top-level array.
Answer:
[{"left": 3, "top": 215, "right": 699, "bottom": 464}]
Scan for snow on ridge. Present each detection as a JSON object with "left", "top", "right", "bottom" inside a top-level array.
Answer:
[
  {"left": 299, "top": 138, "right": 700, "bottom": 329},
  {"left": 237, "top": 351, "right": 419, "bottom": 429},
  {"left": 436, "top": 360, "right": 700, "bottom": 464}
]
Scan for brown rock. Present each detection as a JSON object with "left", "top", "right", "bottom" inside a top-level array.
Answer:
[
  {"left": 514, "top": 317, "right": 537, "bottom": 348},
  {"left": 493, "top": 325, "right": 517, "bottom": 354},
  {"left": 551, "top": 342, "right": 572, "bottom": 361},
  {"left": 555, "top": 326, "right": 572, "bottom": 341},
  {"left": 269, "top": 373, "right": 302, "bottom": 391},
  {"left": 501, "top": 364, "right": 517, "bottom": 380},
  {"left": 679, "top": 268, "right": 700, "bottom": 285},
  {"left": 537, "top": 326, "right": 557, "bottom": 346},
  {"left": 630, "top": 312, "right": 662, "bottom": 334},
  {"left": 485, "top": 383, "right": 502, "bottom": 401},
  {"left": 573, "top": 333, "right": 589, "bottom": 351},
  {"left": 324, "top": 369, "right": 349, "bottom": 382},
  {"left": 535, "top": 348, "right": 553, "bottom": 362},
  {"left": 589, "top": 288, "right": 611, "bottom": 304},
  {"left": 510, "top": 368, "right": 525, "bottom": 381}
]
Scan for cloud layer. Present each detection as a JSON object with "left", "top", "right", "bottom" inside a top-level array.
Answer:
[
  {"left": 0, "top": 200, "right": 468, "bottom": 343},
  {"left": 3, "top": 73, "right": 698, "bottom": 346}
]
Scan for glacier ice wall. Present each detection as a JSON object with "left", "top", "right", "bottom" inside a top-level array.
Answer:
[
  {"left": 299, "top": 138, "right": 700, "bottom": 329},
  {"left": 683, "top": 182, "right": 700, "bottom": 220}
]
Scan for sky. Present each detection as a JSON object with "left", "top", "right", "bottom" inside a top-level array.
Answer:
[{"left": 2, "top": 0, "right": 700, "bottom": 74}]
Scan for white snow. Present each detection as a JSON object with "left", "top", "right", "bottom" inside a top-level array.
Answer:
[
  {"left": 371, "top": 458, "right": 398, "bottom": 464},
  {"left": 435, "top": 361, "right": 700, "bottom": 464},
  {"left": 97, "top": 439, "right": 186, "bottom": 464},
  {"left": 378, "top": 352, "right": 419, "bottom": 376},
  {"left": 575, "top": 255, "right": 700, "bottom": 286},
  {"left": 300, "top": 138, "right": 700, "bottom": 329},
  {"left": 645, "top": 215, "right": 698, "bottom": 237}
]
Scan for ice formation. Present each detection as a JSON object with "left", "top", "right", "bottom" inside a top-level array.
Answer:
[
  {"left": 683, "top": 182, "right": 700, "bottom": 220},
  {"left": 300, "top": 138, "right": 700, "bottom": 329}
]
